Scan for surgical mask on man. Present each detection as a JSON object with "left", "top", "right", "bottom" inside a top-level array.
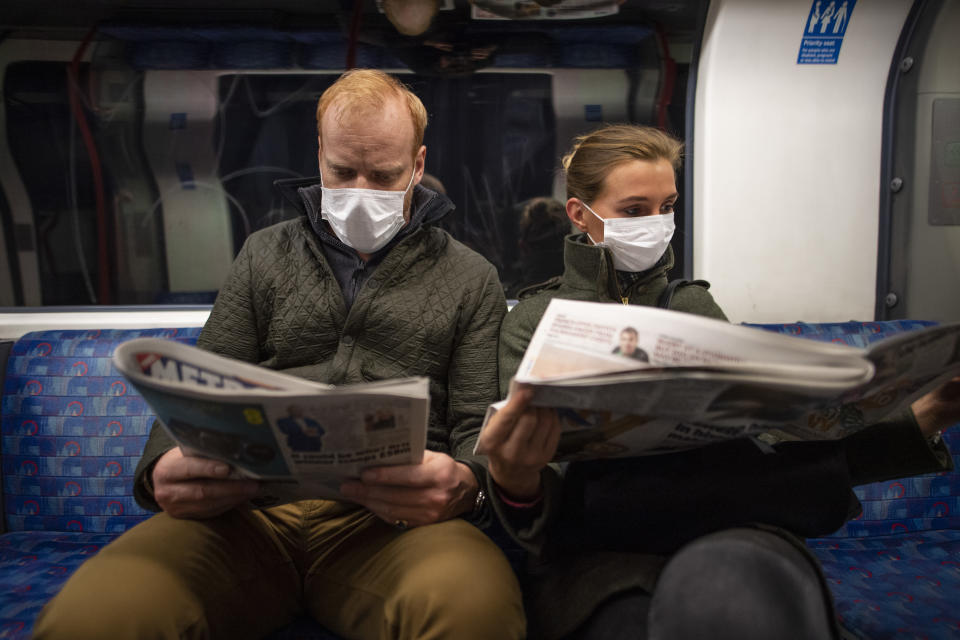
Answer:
[
  {"left": 319, "top": 168, "right": 415, "bottom": 253},
  {"left": 583, "top": 202, "right": 675, "bottom": 272}
]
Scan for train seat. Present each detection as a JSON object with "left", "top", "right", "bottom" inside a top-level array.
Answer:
[
  {"left": 1, "top": 322, "right": 958, "bottom": 639},
  {"left": 0, "top": 327, "right": 333, "bottom": 639},
  {"left": 749, "top": 321, "right": 960, "bottom": 639}
]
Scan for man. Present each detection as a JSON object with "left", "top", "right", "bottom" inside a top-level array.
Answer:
[
  {"left": 505, "top": 196, "right": 569, "bottom": 298},
  {"left": 35, "top": 69, "right": 524, "bottom": 639},
  {"left": 276, "top": 405, "right": 325, "bottom": 452},
  {"left": 611, "top": 326, "right": 648, "bottom": 362}
]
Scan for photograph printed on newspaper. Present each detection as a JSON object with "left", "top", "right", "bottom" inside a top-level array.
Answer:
[
  {"left": 478, "top": 299, "right": 960, "bottom": 460},
  {"left": 113, "top": 338, "right": 430, "bottom": 505}
]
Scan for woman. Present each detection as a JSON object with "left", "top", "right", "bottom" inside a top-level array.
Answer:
[{"left": 479, "top": 124, "right": 960, "bottom": 639}]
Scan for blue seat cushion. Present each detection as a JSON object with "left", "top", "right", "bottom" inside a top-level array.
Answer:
[
  {"left": 748, "top": 320, "right": 960, "bottom": 637},
  {"left": 0, "top": 531, "right": 121, "bottom": 637},
  {"left": 808, "top": 530, "right": 960, "bottom": 638},
  {"left": 0, "top": 328, "right": 368, "bottom": 639}
]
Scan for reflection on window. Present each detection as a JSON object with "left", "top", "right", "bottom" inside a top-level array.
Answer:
[{"left": 1, "top": 17, "right": 682, "bottom": 307}]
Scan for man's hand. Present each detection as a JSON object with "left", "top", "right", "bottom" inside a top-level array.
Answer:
[
  {"left": 339, "top": 451, "right": 477, "bottom": 528},
  {"left": 476, "top": 384, "right": 561, "bottom": 501},
  {"left": 151, "top": 447, "right": 260, "bottom": 519},
  {"left": 912, "top": 376, "right": 960, "bottom": 438}
]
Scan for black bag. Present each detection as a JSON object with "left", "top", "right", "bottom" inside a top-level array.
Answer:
[
  {"left": 553, "top": 281, "right": 858, "bottom": 555},
  {"left": 555, "top": 438, "right": 858, "bottom": 555}
]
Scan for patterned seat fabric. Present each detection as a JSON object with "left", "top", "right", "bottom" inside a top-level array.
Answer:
[
  {"left": 748, "top": 320, "right": 960, "bottom": 639},
  {"left": 0, "top": 327, "right": 346, "bottom": 640},
  {"left": 2, "top": 328, "right": 202, "bottom": 535},
  {"left": 0, "top": 329, "right": 199, "bottom": 638},
  {"left": 2, "top": 323, "right": 958, "bottom": 639}
]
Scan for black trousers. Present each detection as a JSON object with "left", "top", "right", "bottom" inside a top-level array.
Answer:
[
  {"left": 565, "top": 528, "right": 840, "bottom": 640},
  {"left": 556, "top": 439, "right": 854, "bottom": 639}
]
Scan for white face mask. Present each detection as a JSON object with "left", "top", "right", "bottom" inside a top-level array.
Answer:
[
  {"left": 583, "top": 202, "right": 675, "bottom": 272},
  {"left": 319, "top": 168, "right": 415, "bottom": 253}
]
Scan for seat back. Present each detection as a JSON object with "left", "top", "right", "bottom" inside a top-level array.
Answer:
[
  {"left": 745, "top": 320, "right": 959, "bottom": 537},
  {"left": 1, "top": 328, "right": 201, "bottom": 533}
]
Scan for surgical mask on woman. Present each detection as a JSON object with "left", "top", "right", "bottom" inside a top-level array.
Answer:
[
  {"left": 320, "top": 169, "right": 415, "bottom": 253},
  {"left": 583, "top": 202, "right": 675, "bottom": 273}
]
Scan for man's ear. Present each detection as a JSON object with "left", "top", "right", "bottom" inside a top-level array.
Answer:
[
  {"left": 317, "top": 135, "right": 323, "bottom": 173},
  {"left": 566, "top": 198, "right": 589, "bottom": 233},
  {"left": 414, "top": 145, "right": 426, "bottom": 185}
]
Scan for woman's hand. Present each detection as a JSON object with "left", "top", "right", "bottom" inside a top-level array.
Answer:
[
  {"left": 476, "top": 384, "right": 561, "bottom": 500},
  {"left": 912, "top": 376, "right": 960, "bottom": 438}
]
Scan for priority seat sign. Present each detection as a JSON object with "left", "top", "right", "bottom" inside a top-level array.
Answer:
[{"left": 798, "top": 0, "right": 857, "bottom": 64}]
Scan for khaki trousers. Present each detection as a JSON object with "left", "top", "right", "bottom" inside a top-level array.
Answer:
[{"left": 33, "top": 500, "right": 525, "bottom": 640}]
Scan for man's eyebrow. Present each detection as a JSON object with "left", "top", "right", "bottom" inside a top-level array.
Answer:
[
  {"left": 373, "top": 164, "right": 406, "bottom": 174},
  {"left": 327, "top": 162, "right": 404, "bottom": 175}
]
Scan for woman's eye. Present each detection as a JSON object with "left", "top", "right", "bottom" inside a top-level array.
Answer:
[{"left": 663, "top": 203, "right": 676, "bottom": 214}]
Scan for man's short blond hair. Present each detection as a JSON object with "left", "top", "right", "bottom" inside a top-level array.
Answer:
[{"left": 316, "top": 69, "right": 428, "bottom": 156}]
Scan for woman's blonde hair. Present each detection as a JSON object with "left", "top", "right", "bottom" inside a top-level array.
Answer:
[
  {"left": 561, "top": 124, "right": 684, "bottom": 203},
  {"left": 316, "top": 69, "right": 428, "bottom": 155}
]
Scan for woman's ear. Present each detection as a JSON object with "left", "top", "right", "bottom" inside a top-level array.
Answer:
[{"left": 566, "top": 198, "right": 589, "bottom": 233}]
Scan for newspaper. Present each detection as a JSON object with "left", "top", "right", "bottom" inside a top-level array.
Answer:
[
  {"left": 478, "top": 299, "right": 960, "bottom": 460},
  {"left": 470, "top": 0, "right": 621, "bottom": 20},
  {"left": 113, "top": 338, "right": 429, "bottom": 506}
]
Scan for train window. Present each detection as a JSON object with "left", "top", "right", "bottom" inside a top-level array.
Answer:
[
  {"left": 0, "top": 1, "right": 707, "bottom": 308},
  {"left": 216, "top": 70, "right": 557, "bottom": 300},
  {"left": 879, "top": 0, "right": 960, "bottom": 322}
]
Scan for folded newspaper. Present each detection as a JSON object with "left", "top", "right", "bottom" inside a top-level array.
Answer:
[
  {"left": 477, "top": 299, "right": 960, "bottom": 460},
  {"left": 113, "top": 338, "right": 429, "bottom": 506}
]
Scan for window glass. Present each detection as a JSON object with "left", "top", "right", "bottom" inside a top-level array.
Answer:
[{"left": 0, "top": 4, "right": 703, "bottom": 307}]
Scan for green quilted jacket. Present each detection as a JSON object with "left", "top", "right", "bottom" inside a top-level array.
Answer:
[{"left": 133, "top": 183, "right": 507, "bottom": 513}]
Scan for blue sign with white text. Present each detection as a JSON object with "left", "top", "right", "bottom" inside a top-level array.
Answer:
[{"left": 798, "top": 0, "right": 856, "bottom": 64}]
